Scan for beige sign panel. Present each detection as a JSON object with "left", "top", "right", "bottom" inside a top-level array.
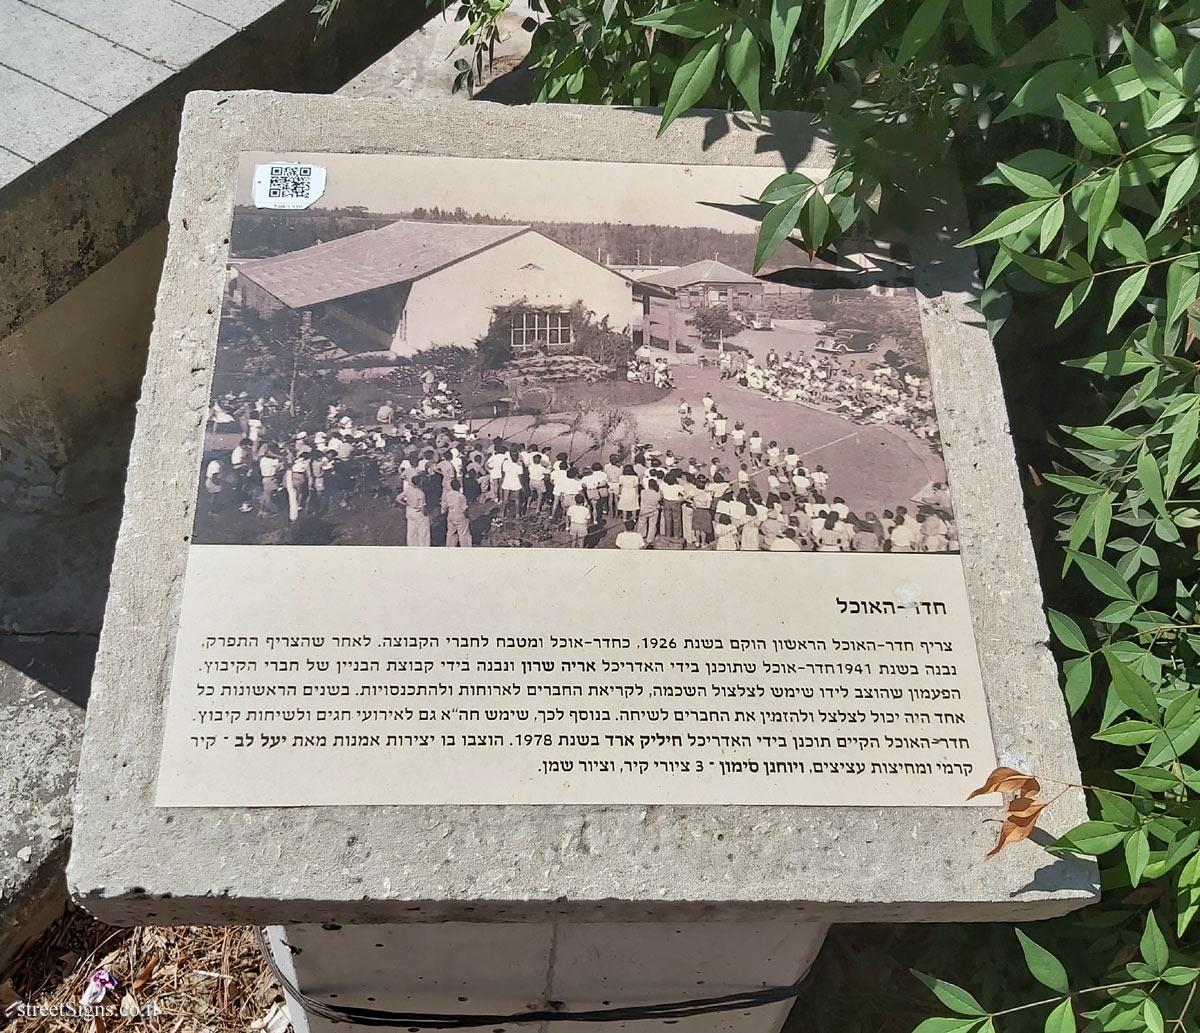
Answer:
[{"left": 156, "top": 152, "right": 994, "bottom": 807}]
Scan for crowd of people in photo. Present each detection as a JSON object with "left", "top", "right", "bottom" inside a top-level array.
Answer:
[
  {"left": 625, "top": 355, "right": 676, "bottom": 389},
  {"left": 199, "top": 375, "right": 957, "bottom": 552},
  {"left": 708, "top": 347, "right": 941, "bottom": 447}
]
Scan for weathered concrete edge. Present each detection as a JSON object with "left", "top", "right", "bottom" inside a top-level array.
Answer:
[
  {"left": 0, "top": 842, "right": 68, "bottom": 972},
  {"left": 68, "top": 92, "right": 1098, "bottom": 927}
]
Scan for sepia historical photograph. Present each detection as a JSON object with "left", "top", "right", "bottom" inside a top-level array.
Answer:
[{"left": 192, "top": 153, "right": 956, "bottom": 552}]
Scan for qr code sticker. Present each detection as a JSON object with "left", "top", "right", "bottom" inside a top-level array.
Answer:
[
  {"left": 268, "top": 165, "right": 313, "bottom": 199},
  {"left": 252, "top": 162, "right": 327, "bottom": 210}
]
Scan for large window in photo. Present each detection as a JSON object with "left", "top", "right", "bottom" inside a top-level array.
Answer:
[{"left": 510, "top": 309, "right": 573, "bottom": 354}]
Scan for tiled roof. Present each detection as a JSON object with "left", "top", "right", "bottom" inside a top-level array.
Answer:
[{"left": 237, "top": 221, "right": 531, "bottom": 307}]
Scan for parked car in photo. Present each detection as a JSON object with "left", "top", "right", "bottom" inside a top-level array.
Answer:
[
  {"left": 816, "top": 326, "right": 873, "bottom": 353},
  {"left": 747, "top": 313, "right": 773, "bottom": 330}
]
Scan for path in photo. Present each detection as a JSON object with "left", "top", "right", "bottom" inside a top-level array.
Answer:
[{"left": 193, "top": 153, "right": 955, "bottom": 553}]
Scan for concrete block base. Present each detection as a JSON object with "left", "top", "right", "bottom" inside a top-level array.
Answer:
[{"left": 266, "top": 920, "right": 827, "bottom": 1033}]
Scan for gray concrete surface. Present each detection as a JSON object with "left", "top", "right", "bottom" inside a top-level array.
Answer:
[
  {"left": 0, "top": 0, "right": 432, "bottom": 469},
  {"left": 68, "top": 92, "right": 1098, "bottom": 928},
  {"left": 0, "top": 1, "right": 461, "bottom": 970}
]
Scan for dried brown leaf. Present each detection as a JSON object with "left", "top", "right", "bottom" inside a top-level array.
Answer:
[
  {"left": 133, "top": 957, "right": 158, "bottom": 990},
  {"left": 967, "top": 766, "right": 1040, "bottom": 799},
  {"left": 967, "top": 766, "right": 1023, "bottom": 798},
  {"left": 1006, "top": 796, "right": 1048, "bottom": 818},
  {"left": 986, "top": 811, "right": 1042, "bottom": 857}
]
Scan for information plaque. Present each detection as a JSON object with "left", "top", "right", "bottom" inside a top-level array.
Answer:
[{"left": 155, "top": 152, "right": 997, "bottom": 807}]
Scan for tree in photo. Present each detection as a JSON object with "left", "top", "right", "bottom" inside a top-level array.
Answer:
[{"left": 687, "top": 305, "right": 743, "bottom": 346}]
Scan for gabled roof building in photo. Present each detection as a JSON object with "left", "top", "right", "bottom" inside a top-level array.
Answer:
[
  {"left": 234, "top": 220, "right": 636, "bottom": 356},
  {"left": 637, "top": 259, "right": 766, "bottom": 309}
]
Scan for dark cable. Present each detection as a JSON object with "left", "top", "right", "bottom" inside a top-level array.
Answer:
[{"left": 256, "top": 927, "right": 808, "bottom": 1028}]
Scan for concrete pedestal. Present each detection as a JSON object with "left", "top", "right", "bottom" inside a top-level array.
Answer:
[
  {"left": 266, "top": 921, "right": 826, "bottom": 1033},
  {"left": 68, "top": 92, "right": 1100, "bottom": 1031}
]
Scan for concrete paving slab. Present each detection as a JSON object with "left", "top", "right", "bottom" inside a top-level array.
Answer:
[
  {"left": 0, "top": 0, "right": 431, "bottom": 469},
  {"left": 0, "top": 149, "right": 33, "bottom": 190},
  {"left": 24, "top": 0, "right": 235, "bottom": 71},
  {"left": 0, "top": 0, "right": 171, "bottom": 113},
  {"left": 167, "top": 0, "right": 289, "bottom": 29},
  {"left": 68, "top": 92, "right": 1098, "bottom": 928},
  {"left": 0, "top": 65, "right": 105, "bottom": 167}
]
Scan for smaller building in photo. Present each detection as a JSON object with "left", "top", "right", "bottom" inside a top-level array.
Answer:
[{"left": 637, "top": 259, "right": 767, "bottom": 310}]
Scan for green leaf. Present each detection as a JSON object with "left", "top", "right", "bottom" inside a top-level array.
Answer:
[
  {"left": 1185, "top": 41, "right": 1200, "bottom": 93},
  {"left": 1141, "top": 912, "right": 1169, "bottom": 975},
  {"left": 1008, "top": 249, "right": 1081, "bottom": 284},
  {"left": 1126, "top": 828, "right": 1151, "bottom": 886},
  {"left": 1138, "top": 446, "right": 1170, "bottom": 518},
  {"left": 1039, "top": 196, "right": 1064, "bottom": 253},
  {"left": 1124, "top": 26, "right": 1184, "bottom": 96},
  {"left": 999, "top": 60, "right": 1096, "bottom": 121},
  {"left": 1105, "top": 650, "right": 1160, "bottom": 720},
  {"left": 1151, "top": 152, "right": 1199, "bottom": 234},
  {"left": 1177, "top": 852, "right": 1200, "bottom": 936},
  {"left": 1105, "top": 219, "right": 1148, "bottom": 264},
  {"left": 1171, "top": 844, "right": 1200, "bottom": 935},
  {"left": 1068, "top": 550, "right": 1136, "bottom": 601},
  {"left": 1016, "top": 930, "right": 1069, "bottom": 993},
  {"left": 799, "top": 189, "right": 831, "bottom": 250},
  {"left": 1096, "top": 599, "right": 1138, "bottom": 623},
  {"left": 911, "top": 1020, "right": 985, "bottom": 1033},
  {"left": 1045, "top": 473, "right": 1107, "bottom": 494},
  {"left": 768, "top": 0, "right": 802, "bottom": 81},
  {"left": 1064, "top": 350, "right": 1155, "bottom": 374},
  {"left": 1146, "top": 95, "right": 1188, "bottom": 131},
  {"left": 1056, "top": 277, "right": 1094, "bottom": 328},
  {"left": 912, "top": 972, "right": 987, "bottom": 1017},
  {"left": 759, "top": 172, "right": 814, "bottom": 204},
  {"left": 724, "top": 20, "right": 761, "bottom": 120},
  {"left": 657, "top": 38, "right": 721, "bottom": 135},
  {"left": 1144, "top": 997, "right": 1165, "bottom": 1033},
  {"left": 816, "top": 0, "right": 851, "bottom": 72},
  {"left": 961, "top": 0, "right": 995, "bottom": 52},
  {"left": 1041, "top": 472, "right": 1104, "bottom": 494},
  {"left": 1057, "top": 94, "right": 1121, "bottom": 156},
  {"left": 1063, "top": 656, "right": 1092, "bottom": 715},
  {"left": 1107, "top": 267, "right": 1149, "bottom": 333},
  {"left": 634, "top": 1, "right": 730, "bottom": 37},
  {"left": 1082, "top": 65, "right": 1146, "bottom": 103},
  {"left": 1167, "top": 270, "right": 1200, "bottom": 330},
  {"left": 1046, "top": 608, "right": 1087, "bottom": 651},
  {"left": 1044, "top": 999, "right": 1075, "bottom": 1033},
  {"left": 960, "top": 199, "right": 1055, "bottom": 247},
  {"left": 1093, "top": 720, "right": 1160, "bottom": 745},
  {"left": 896, "top": 0, "right": 951, "bottom": 65},
  {"left": 1117, "top": 766, "right": 1179, "bottom": 791},
  {"left": 1150, "top": 18, "right": 1177, "bottom": 60},
  {"left": 1054, "top": 820, "right": 1130, "bottom": 855},
  {"left": 1086, "top": 172, "right": 1120, "bottom": 261},
  {"left": 1166, "top": 398, "right": 1199, "bottom": 495},
  {"left": 1067, "top": 425, "right": 1138, "bottom": 449},
  {"left": 754, "top": 188, "right": 808, "bottom": 271},
  {"left": 996, "top": 162, "right": 1059, "bottom": 198},
  {"left": 1160, "top": 967, "right": 1198, "bottom": 986}
]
